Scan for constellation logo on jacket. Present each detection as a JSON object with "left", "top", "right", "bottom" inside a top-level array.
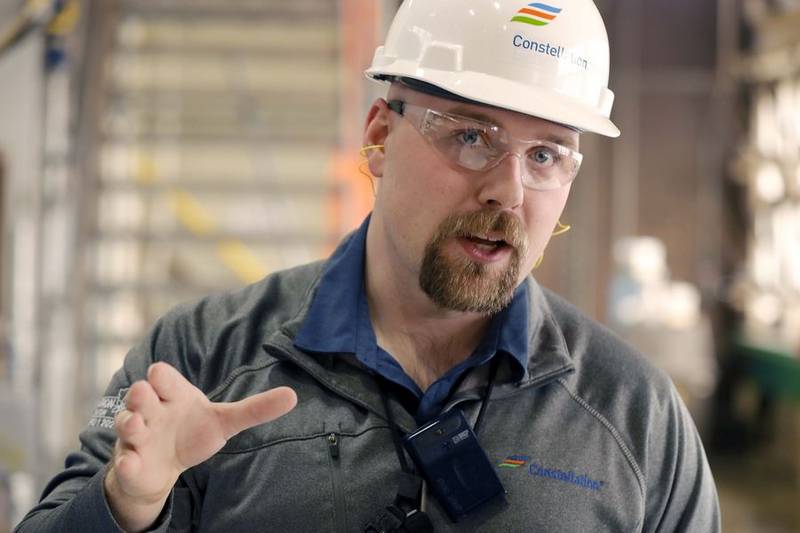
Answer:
[
  {"left": 498, "top": 454, "right": 606, "bottom": 492},
  {"left": 498, "top": 454, "right": 530, "bottom": 468}
]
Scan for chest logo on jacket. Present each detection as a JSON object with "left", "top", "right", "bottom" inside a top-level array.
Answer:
[
  {"left": 498, "top": 454, "right": 531, "bottom": 468},
  {"left": 88, "top": 387, "right": 129, "bottom": 429},
  {"left": 498, "top": 454, "right": 606, "bottom": 492}
]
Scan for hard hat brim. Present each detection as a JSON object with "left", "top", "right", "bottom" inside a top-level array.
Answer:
[{"left": 366, "top": 64, "right": 621, "bottom": 138}]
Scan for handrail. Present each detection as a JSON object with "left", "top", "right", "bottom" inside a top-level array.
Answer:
[{"left": 0, "top": 0, "right": 79, "bottom": 57}]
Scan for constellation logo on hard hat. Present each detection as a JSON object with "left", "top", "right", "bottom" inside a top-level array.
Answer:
[
  {"left": 365, "top": 0, "right": 621, "bottom": 138},
  {"left": 511, "top": 2, "right": 563, "bottom": 26},
  {"left": 509, "top": 2, "right": 588, "bottom": 70},
  {"left": 511, "top": 34, "right": 589, "bottom": 71}
]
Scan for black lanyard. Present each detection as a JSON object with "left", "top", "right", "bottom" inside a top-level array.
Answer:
[
  {"left": 378, "top": 354, "right": 501, "bottom": 472},
  {"left": 378, "top": 354, "right": 501, "bottom": 482},
  {"left": 365, "top": 356, "right": 502, "bottom": 532}
]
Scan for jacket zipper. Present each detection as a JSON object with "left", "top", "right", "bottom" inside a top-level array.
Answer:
[
  {"left": 326, "top": 432, "right": 347, "bottom": 532},
  {"left": 328, "top": 432, "right": 340, "bottom": 459}
]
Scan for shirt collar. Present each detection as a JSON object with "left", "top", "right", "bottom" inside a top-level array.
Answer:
[
  {"left": 294, "top": 214, "right": 529, "bottom": 377},
  {"left": 293, "top": 216, "right": 369, "bottom": 355}
]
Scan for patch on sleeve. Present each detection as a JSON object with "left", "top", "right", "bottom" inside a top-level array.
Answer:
[{"left": 88, "top": 388, "right": 130, "bottom": 429}]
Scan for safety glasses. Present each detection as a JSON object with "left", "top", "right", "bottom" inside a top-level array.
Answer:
[{"left": 388, "top": 100, "right": 583, "bottom": 191}]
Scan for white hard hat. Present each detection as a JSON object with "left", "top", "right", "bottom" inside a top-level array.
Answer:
[{"left": 366, "top": 0, "right": 620, "bottom": 137}]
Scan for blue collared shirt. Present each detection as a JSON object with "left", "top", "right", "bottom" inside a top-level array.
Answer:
[{"left": 294, "top": 215, "right": 529, "bottom": 423}]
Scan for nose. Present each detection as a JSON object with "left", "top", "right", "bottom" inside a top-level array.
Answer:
[{"left": 476, "top": 152, "right": 525, "bottom": 209}]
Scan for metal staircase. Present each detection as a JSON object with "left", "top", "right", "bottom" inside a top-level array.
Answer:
[{"left": 81, "top": 0, "right": 346, "bottom": 400}]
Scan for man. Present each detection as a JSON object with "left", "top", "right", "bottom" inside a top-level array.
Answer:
[{"left": 17, "top": 0, "right": 720, "bottom": 531}]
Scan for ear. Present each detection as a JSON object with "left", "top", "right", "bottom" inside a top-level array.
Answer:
[{"left": 362, "top": 98, "right": 391, "bottom": 178}]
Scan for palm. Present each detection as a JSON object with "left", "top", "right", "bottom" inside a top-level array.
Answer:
[
  {"left": 172, "top": 394, "right": 229, "bottom": 469},
  {"left": 111, "top": 362, "right": 296, "bottom": 502}
]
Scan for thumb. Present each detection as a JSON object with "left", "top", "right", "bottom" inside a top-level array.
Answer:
[{"left": 214, "top": 387, "right": 297, "bottom": 439}]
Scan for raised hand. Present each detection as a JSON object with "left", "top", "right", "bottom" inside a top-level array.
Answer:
[{"left": 104, "top": 362, "right": 297, "bottom": 531}]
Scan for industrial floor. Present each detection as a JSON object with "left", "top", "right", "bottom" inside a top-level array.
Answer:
[{"left": 712, "top": 454, "right": 800, "bottom": 533}]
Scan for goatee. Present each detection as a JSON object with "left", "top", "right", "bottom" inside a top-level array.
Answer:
[{"left": 419, "top": 209, "right": 528, "bottom": 314}]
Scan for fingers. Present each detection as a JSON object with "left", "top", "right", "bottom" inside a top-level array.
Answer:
[
  {"left": 112, "top": 415, "right": 146, "bottom": 489},
  {"left": 125, "top": 380, "right": 160, "bottom": 418},
  {"left": 115, "top": 410, "right": 148, "bottom": 447},
  {"left": 117, "top": 380, "right": 160, "bottom": 447},
  {"left": 113, "top": 445, "right": 143, "bottom": 481},
  {"left": 147, "top": 362, "right": 185, "bottom": 402},
  {"left": 215, "top": 386, "right": 298, "bottom": 439}
]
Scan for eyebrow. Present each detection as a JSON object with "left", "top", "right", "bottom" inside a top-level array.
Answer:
[{"left": 444, "top": 104, "right": 579, "bottom": 151}]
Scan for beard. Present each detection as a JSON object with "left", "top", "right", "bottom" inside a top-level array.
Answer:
[{"left": 418, "top": 209, "right": 528, "bottom": 314}]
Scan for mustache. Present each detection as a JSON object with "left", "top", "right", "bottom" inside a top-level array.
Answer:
[{"left": 434, "top": 209, "right": 527, "bottom": 252}]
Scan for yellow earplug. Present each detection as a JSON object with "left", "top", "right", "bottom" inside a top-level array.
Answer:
[
  {"left": 358, "top": 144, "right": 384, "bottom": 196},
  {"left": 552, "top": 220, "right": 571, "bottom": 236},
  {"left": 534, "top": 221, "right": 572, "bottom": 269},
  {"left": 359, "top": 144, "right": 385, "bottom": 156}
]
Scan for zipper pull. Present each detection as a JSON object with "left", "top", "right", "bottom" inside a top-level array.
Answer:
[{"left": 328, "top": 433, "right": 340, "bottom": 459}]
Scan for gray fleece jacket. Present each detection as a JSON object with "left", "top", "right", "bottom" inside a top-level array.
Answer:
[{"left": 16, "top": 252, "right": 720, "bottom": 532}]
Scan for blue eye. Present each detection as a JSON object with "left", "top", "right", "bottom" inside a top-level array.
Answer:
[
  {"left": 531, "top": 147, "right": 556, "bottom": 166},
  {"left": 458, "top": 129, "right": 483, "bottom": 146}
]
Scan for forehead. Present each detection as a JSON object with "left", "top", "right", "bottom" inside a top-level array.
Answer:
[{"left": 391, "top": 85, "right": 580, "bottom": 149}]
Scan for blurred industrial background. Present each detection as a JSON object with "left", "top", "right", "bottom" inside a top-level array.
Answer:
[{"left": 0, "top": 0, "right": 798, "bottom": 531}]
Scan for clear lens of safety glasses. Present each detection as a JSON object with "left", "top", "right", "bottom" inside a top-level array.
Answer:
[{"left": 389, "top": 100, "right": 583, "bottom": 191}]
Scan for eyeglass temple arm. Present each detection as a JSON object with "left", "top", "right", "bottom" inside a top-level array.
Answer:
[{"left": 387, "top": 100, "right": 406, "bottom": 115}]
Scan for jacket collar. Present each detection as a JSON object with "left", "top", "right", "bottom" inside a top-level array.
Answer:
[
  {"left": 517, "top": 277, "right": 576, "bottom": 388},
  {"left": 263, "top": 245, "right": 575, "bottom": 431},
  {"left": 293, "top": 216, "right": 531, "bottom": 380}
]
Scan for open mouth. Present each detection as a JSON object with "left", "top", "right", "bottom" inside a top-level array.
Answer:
[
  {"left": 456, "top": 233, "right": 514, "bottom": 262},
  {"left": 464, "top": 234, "right": 510, "bottom": 252},
  {"left": 467, "top": 237, "right": 508, "bottom": 252}
]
